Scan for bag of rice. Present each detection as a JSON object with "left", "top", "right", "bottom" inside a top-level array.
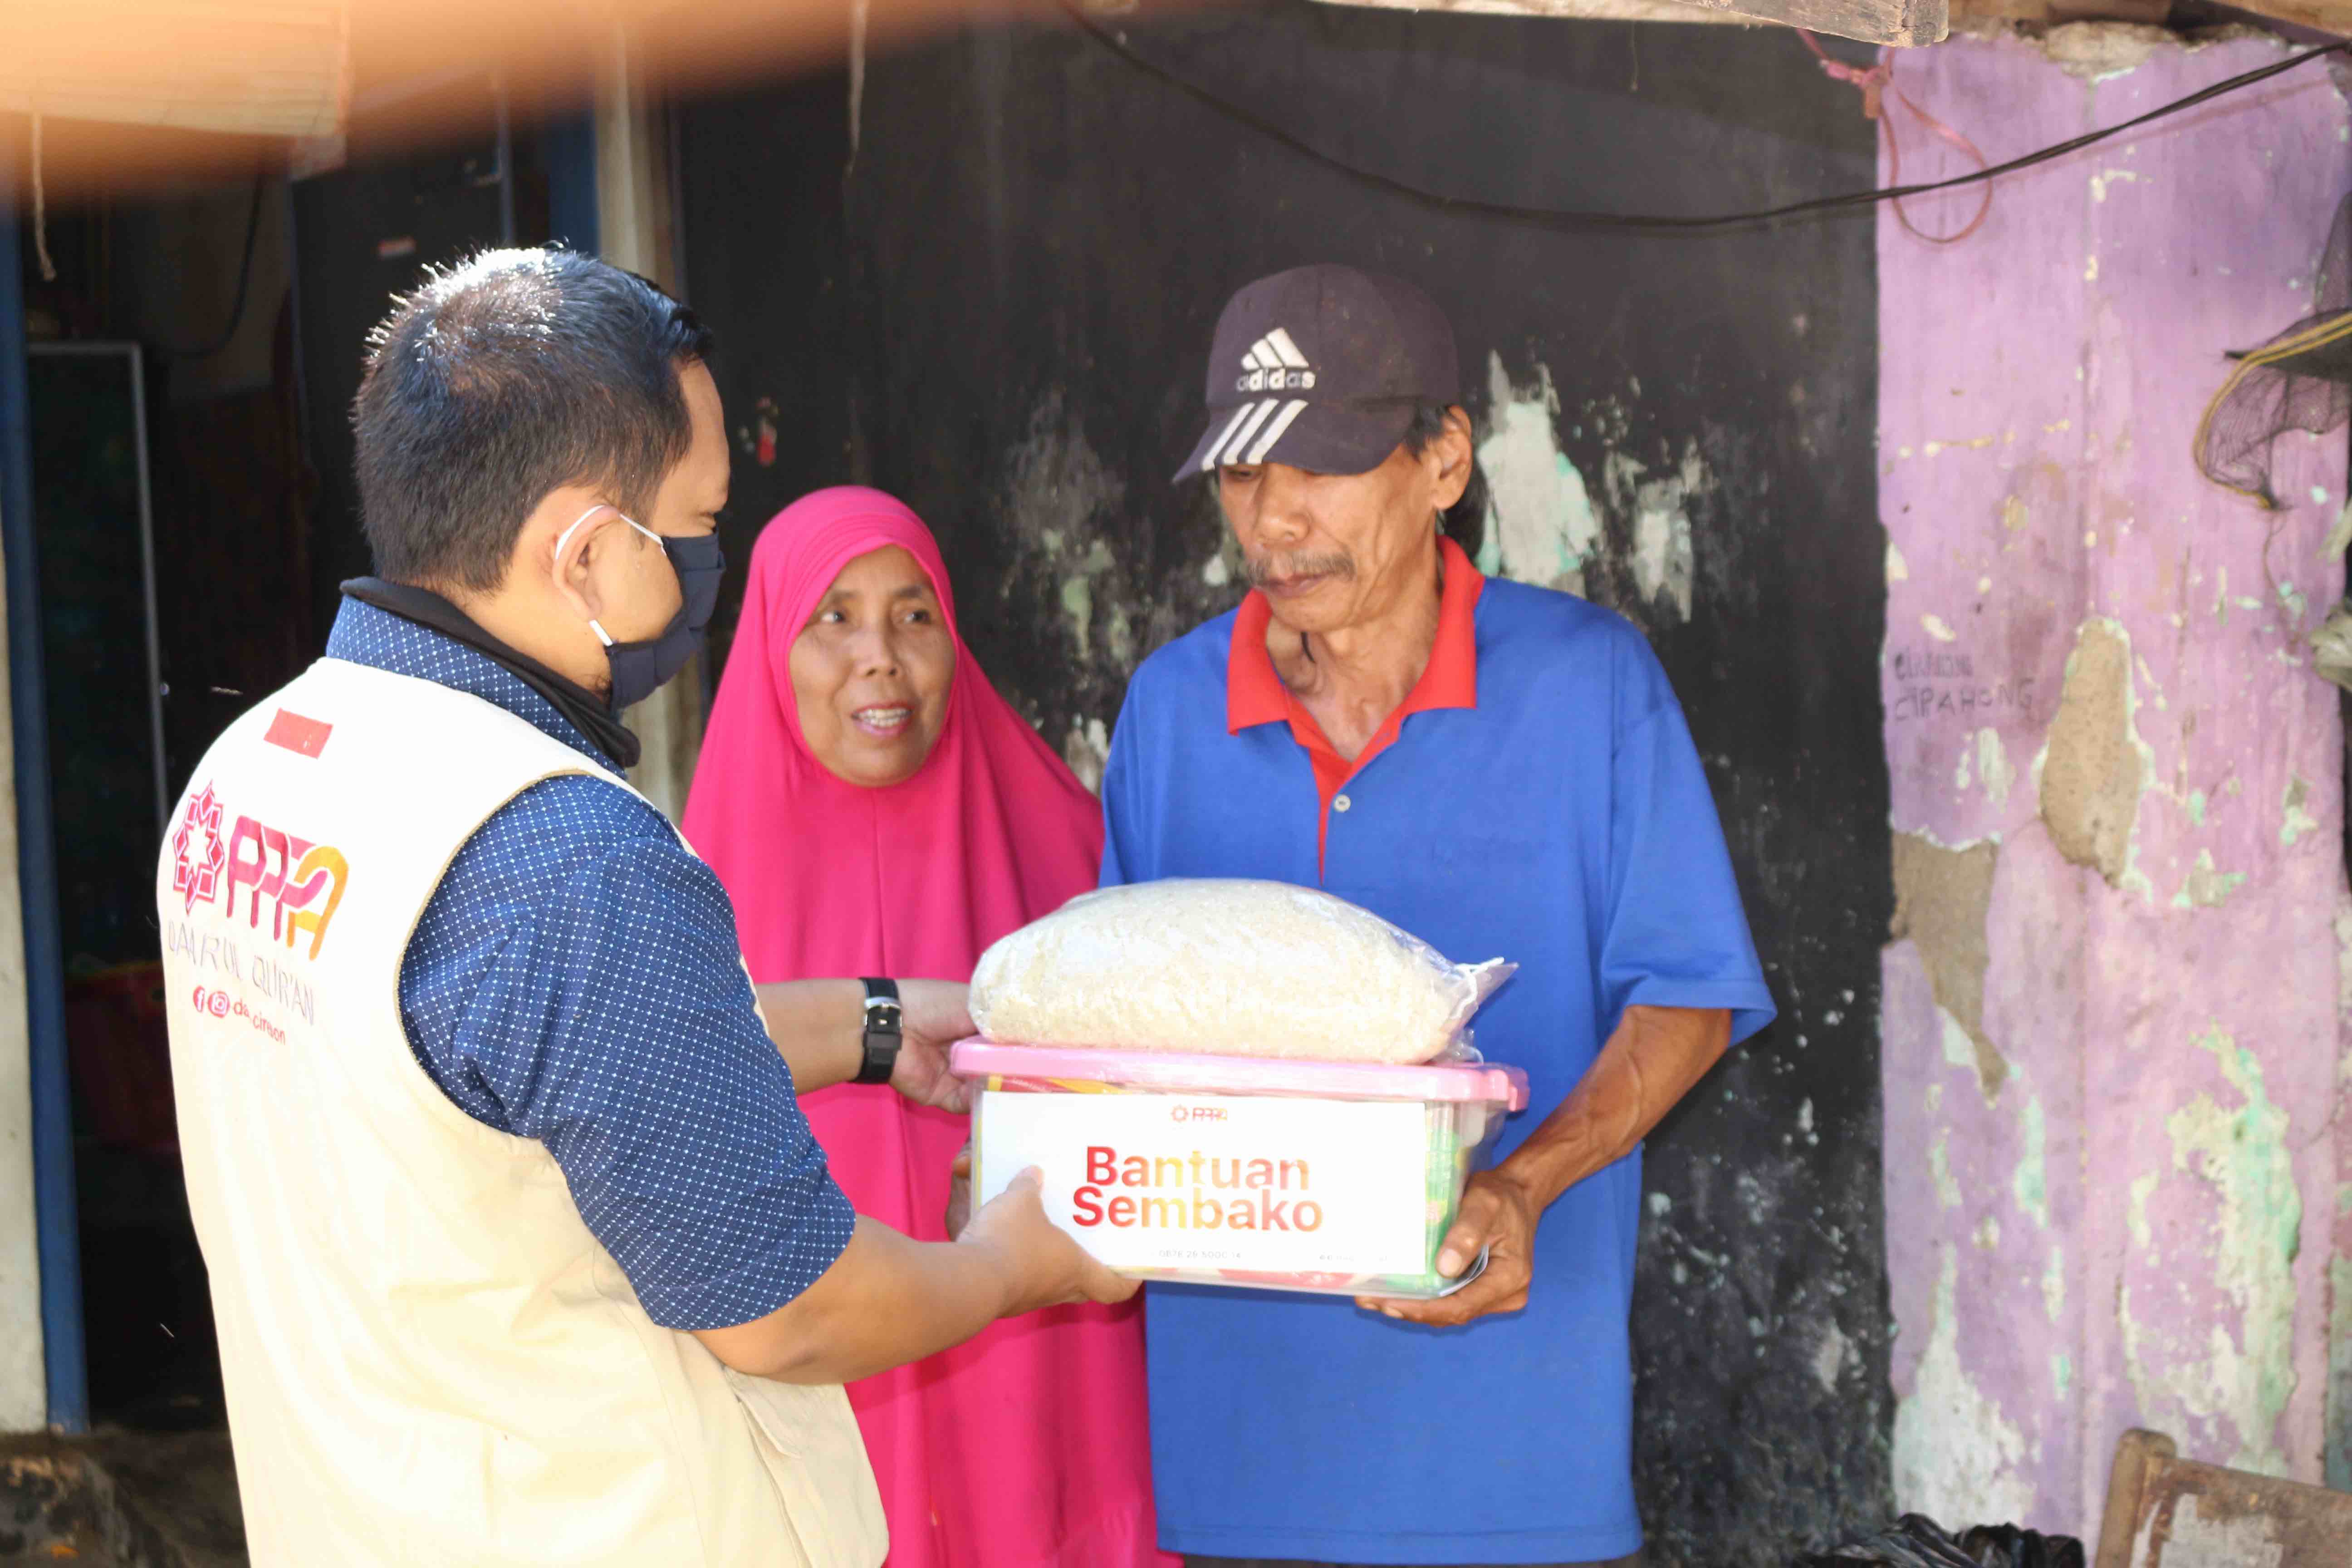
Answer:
[{"left": 968, "top": 878, "right": 1513, "bottom": 1065}]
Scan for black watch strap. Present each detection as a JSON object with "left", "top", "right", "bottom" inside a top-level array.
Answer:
[{"left": 853, "top": 977, "right": 902, "bottom": 1086}]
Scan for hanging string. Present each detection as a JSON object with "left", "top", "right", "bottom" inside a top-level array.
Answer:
[
  {"left": 29, "top": 112, "right": 56, "bottom": 283},
  {"left": 1798, "top": 30, "right": 1992, "bottom": 245}
]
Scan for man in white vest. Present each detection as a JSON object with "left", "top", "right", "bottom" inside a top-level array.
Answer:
[{"left": 157, "top": 247, "right": 1132, "bottom": 1568}]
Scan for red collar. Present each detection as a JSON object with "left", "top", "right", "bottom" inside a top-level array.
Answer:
[{"left": 1227, "top": 535, "right": 1483, "bottom": 734}]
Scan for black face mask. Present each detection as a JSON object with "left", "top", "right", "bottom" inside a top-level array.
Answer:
[
  {"left": 598, "top": 529, "right": 726, "bottom": 712},
  {"left": 557, "top": 506, "right": 727, "bottom": 712}
]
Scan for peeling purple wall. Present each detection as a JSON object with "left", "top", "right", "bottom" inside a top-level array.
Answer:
[{"left": 1879, "top": 28, "right": 2350, "bottom": 1539}]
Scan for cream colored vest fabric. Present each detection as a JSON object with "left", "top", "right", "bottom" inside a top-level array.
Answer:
[{"left": 157, "top": 656, "right": 884, "bottom": 1568}]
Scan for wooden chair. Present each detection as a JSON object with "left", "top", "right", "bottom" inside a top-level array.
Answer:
[{"left": 2095, "top": 1429, "right": 2352, "bottom": 1568}]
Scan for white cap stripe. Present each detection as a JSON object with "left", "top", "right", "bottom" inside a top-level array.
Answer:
[
  {"left": 1264, "top": 328, "right": 1310, "bottom": 368},
  {"left": 1199, "top": 402, "right": 1259, "bottom": 471},
  {"left": 1243, "top": 400, "right": 1310, "bottom": 464},
  {"left": 1218, "top": 400, "right": 1280, "bottom": 466},
  {"left": 1241, "top": 346, "right": 1267, "bottom": 371}
]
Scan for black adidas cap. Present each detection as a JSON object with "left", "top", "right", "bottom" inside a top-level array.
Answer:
[{"left": 1175, "top": 264, "right": 1462, "bottom": 483}]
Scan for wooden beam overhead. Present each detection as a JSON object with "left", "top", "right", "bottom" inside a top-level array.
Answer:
[
  {"left": 1308, "top": 0, "right": 1946, "bottom": 46},
  {"left": 0, "top": 1, "right": 349, "bottom": 139},
  {"left": 1306, "top": 0, "right": 2350, "bottom": 48},
  {"left": 1661, "top": 0, "right": 1944, "bottom": 41}
]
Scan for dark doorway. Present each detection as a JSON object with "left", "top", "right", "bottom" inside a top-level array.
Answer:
[
  {"left": 14, "top": 81, "right": 568, "bottom": 1430},
  {"left": 18, "top": 141, "right": 309, "bottom": 1430}
]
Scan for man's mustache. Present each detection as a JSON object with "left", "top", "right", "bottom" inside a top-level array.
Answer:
[{"left": 1243, "top": 553, "right": 1357, "bottom": 588}]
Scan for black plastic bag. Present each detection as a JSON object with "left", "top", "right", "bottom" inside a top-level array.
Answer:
[
  {"left": 1796, "top": 1514, "right": 2085, "bottom": 1568},
  {"left": 1958, "top": 1521, "right": 2087, "bottom": 1568}
]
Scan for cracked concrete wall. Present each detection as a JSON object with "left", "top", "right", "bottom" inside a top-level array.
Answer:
[
  {"left": 2038, "top": 621, "right": 2145, "bottom": 888},
  {"left": 1879, "top": 29, "right": 2350, "bottom": 1541}
]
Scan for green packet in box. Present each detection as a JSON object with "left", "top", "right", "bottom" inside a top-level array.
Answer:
[{"left": 949, "top": 1040, "right": 1529, "bottom": 1299}]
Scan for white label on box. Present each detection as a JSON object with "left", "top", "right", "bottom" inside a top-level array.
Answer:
[{"left": 975, "top": 1091, "right": 1430, "bottom": 1276}]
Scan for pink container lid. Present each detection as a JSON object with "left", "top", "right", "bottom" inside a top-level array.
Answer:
[{"left": 949, "top": 1039, "right": 1530, "bottom": 1110}]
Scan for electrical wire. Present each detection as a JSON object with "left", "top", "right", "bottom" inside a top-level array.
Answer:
[
  {"left": 159, "top": 172, "right": 268, "bottom": 360},
  {"left": 1056, "top": 4, "right": 2350, "bottom": 235}
]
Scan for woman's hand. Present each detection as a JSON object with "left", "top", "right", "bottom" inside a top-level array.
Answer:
[
  {"left": 752, "top": 977, "right": 976, "bottom": 1105},
  {"left": 892, "top": 978, "right": 976, "bottom": 1113},
  {"left": 946, "top": 1140, "right": 975, "bottom": 1238}
]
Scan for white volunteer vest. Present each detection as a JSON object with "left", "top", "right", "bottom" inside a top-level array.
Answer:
[{"left": 157, "top": 656, "right": 884, "bottom": 1568}]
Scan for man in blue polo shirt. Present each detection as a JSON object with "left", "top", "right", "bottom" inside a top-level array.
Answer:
[{"left": 1099, "top": 265, "right": 1775, "bottom": 1566}]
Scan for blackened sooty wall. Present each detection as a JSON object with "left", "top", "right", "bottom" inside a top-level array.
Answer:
[{"left": 676, "top": 8, "right": 1892, "bottom": 1559}]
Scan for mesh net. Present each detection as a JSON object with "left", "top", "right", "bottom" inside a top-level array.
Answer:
[
  {"left": 2194, "top": 192, "right": 2352, "bottom": 509},
  {"left": 2182, "top": 192, "right": 2352, "bottom": 505}
]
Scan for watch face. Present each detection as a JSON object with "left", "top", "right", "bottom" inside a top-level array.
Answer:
[{"left": 858, "top": 1024, "right": 902, "bottom": 1085}]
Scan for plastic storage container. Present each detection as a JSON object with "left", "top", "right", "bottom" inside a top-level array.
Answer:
[{"left": 951, "top": 1040, "right": 1529, "bottom": 1299}]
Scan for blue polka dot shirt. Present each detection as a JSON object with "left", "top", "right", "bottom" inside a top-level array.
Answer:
[{"left": 325, "top": 597, "right": 856, "bottom": 1332}]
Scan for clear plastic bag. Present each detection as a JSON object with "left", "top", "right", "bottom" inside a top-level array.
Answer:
[{"left": 969, "top": 878, "right": 1514, "bottom": 1066}]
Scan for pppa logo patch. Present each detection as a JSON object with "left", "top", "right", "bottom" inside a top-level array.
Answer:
[
  {"left": 171, "top": 782, "right": 350, "bottom": 959},
  {"left": 170, "top": 784, "right": 228, "bottom": 914}
]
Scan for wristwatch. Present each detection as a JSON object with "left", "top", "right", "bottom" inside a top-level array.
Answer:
[{"left": 853, "top": 978, "right": 902, "bottom": 1086}]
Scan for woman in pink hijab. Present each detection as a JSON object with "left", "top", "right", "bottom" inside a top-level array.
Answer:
[{"left": 682, "top": 487, "right": 1170, "bottom": 1568}]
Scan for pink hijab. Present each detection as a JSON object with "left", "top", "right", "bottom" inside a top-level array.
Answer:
[
  {"left": 683, "top": 489, "right": 1167, "bottom": 1568},
  {"left": 685, "top": 486, "right": 1101, "bottom": 984}
]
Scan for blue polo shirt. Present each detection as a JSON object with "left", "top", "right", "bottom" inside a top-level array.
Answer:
[{"left": 1099, "top": 541, "right": 1774, "bottom": 1565}]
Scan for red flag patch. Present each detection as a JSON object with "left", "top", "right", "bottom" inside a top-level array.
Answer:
[{"left": 264, "top": 709, "right": 333, "bottom": 758}]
